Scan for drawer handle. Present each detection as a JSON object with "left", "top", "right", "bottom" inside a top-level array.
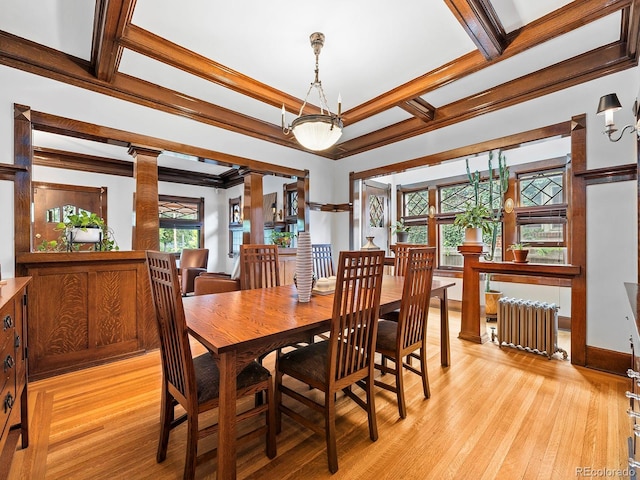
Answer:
[
  {"left": 4, "top": 355, "right": 14, "bottom": 371},
  {"left": 3, "top": 315, "right": 12, "bottom": 330},
  {"left": 627, "top": 408, "right": 640, "bottom": 419},
  {"left": 627, "top": 391, "right": 640, "bottom": 402},
  {"left": 3, "top": 393, "right": 13, "bottom": 413},
  {"left": 628, "top": 369, "right": 640, "bottom": 379}
]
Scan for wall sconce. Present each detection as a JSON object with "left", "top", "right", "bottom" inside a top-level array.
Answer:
[
  {"left": 596, "top": 93, "right": 640, "bottom": 142},
  {"left": 271, "top": 202, "right": 277, "bottom": 222}
]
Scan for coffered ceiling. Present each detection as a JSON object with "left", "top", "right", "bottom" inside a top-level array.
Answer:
[{"left": 0, "top": 0, "right": 638, "bottom": 164}]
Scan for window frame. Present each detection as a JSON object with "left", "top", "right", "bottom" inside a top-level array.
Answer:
[{"left": 158, "top": 194, "right": 205, "bottom": 255}]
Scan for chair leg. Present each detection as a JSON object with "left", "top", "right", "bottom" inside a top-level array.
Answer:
[
  {"left": 420, "top": 346, "right": 431, "bottom": 399},
  {"left": 157, "top": 386, "right": 173, "bottom": 463},
  {"left": 184, "top": 410, "right": 198, "bottom": 480},
  {"left": 266, "top": 380, "right": 277, "bottom": 459},
  {"left": 275, "top": 367, "right": 283, "bottom": 435},
  {"left": 365, "top": 376, "right": 378, "bottom": 442},
  {"left": 325, "top": 390, "right": 339, "bottom": 474},
  {"left": 396, "top": 356, "right": 407, "bottom": 419}
]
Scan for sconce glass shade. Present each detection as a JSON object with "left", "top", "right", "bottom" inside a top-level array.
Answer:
[
  {"left": 596, "top": 93, "right": 622, "bottom": 116},
  {"left": 291, "top": 114, "right": 343, "bottom": 151}
]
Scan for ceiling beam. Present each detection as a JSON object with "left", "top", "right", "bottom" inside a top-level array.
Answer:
[
  {"left": 623, "top": 0, "right": 640, "bottom": 59},
  {"left": 399, "top": 98, "right": 435, "bottom": 122},
  {"left": 119, "top": 24, "right": 316, "bottom": 116},
  {"left": 0, "top": 31, "right": 326, "bottom": 157},
  {"left": 91, "top": 0, "right": 135, "bottom": 82},
  {"left": 352, "top": 121, "right": 572, "bottom": 180},
  {"left": 444, "top": 0, "right": 507, "bottom": 60},
  {"left": 332, "top": 42, "right": 635, "bottom": 158},
  {"left": 342, "top": 0, "right": 631, "bottom": 125},
  {"left": 29, "top": 110, "right": 307, "bottom": 178}
]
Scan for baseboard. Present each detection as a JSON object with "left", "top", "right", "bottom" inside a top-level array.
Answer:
[{"left": 585, "top": 345, "right": 630, "bottom": 376}]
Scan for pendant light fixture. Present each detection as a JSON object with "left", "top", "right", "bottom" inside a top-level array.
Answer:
[{"left": 282, "top": 32, "right": 343, "bottom": 151}]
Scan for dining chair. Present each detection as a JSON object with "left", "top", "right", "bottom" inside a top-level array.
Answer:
[
  {"left": 178, "top": 248, "right": 209, "bottom": 296},
  {"left": 311, "top": 243, "right": 335, "bottom": 278},
  {"left": 381, "top": 243, "right": 428, "bottom": 322},
  {"left": 374, "top": 246, "right": 436, "bottom": 419},
  {"left": 145, "top": 251, "right": 276, "bottom": 480},
  {"left": 275, "top": 250, "right": 385, "bottom": 474},
  {"left": 240, "top": 244, "right": 280, "bottom": 290}
]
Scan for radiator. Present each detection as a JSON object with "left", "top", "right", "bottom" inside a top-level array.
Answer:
[{"left": 497, "top": 297, "right": 568, "bottom": 360}]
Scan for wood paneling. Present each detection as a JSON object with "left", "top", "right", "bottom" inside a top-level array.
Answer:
[
  {"left": 16, "top": 251, "right": 154, "bottom": 380},
  {"left": 129, "top": 147, "right": 160, "bottom": 251},
  {"left": 242, "top": 172, "right": 264, "bottom": 244}
]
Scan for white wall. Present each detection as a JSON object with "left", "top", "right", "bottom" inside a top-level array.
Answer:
[{"left": 0, "top": 62, "right": 638, "bottom": 354}]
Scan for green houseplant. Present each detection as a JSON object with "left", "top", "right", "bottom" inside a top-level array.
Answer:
[
  {"left": 508, "top": 243, "right": 529, "bottom": 263},
  {"left": 55, "top": 211, "right": 119, "bottom": 251},
  {"left": 454, "top": 203, "right": 492, "bottom": 244},
  {"left": 270, "top": 230, "right": 295, "bottom": 247},
  {"left": 391, "top": 220, "right": 410, "bottom": 242}
]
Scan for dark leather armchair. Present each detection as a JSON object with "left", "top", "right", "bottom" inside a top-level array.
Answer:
[{"left": 178, "top": 248, "right": 209, "bottom": 296}]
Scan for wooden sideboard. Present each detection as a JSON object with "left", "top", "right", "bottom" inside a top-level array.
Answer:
[
  {"left": 16, "top": 252, "right": 156, "bottom": 380},
  {"left": 0, "top": 277, "right": 30, "bottom": 480},
  {"left": 278, "top": 248, "right": 296, "bottom": 286}
]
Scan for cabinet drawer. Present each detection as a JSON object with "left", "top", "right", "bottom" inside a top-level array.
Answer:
[{"left": 0, "top": 372, "right": 16, "bottom": 441}]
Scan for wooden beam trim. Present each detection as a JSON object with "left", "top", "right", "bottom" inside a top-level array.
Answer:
[
  {"left": 444, "top": 0, "right": 506, "bottom": 60},
  {"left": 351, "top": 121, "right": 571, "bottom": 180},
  {"left": 399, "top": 98, "right": 436, "bottom": 122},
  {"left": 0, "top": 31, "right": 324, "bottom": 158},
  {"left": 120, "top": 24, "right": 313, "bottom": 115},
  {"left": 92, "top": 0, "right": 135, "bottom": 82},
  {"left": 335, "top": 42, "right": 633, "bottom": 158},
  {"left": 29, "top": 110, "right": 307, "bottom": 179},
  {"left": 625, "top": 0, "right": 640, "bottom": 59},
  {"left": 343, "top": 0, "right": 631, "bottom": 124}
]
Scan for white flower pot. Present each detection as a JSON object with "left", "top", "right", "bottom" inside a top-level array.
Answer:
[
  {"left": 463, "top": 227, "right": 483, "bottom": 245},
  {"left": 69, "top": 227, "right": 102, "bottom": 244}
]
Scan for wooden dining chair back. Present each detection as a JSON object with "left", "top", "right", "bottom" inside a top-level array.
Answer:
[
  {"left": 374, "top": 246, "right": 436, "bottom": 419},
  {"left": 276, "top": 250, "right": 385, "bottom": 473},
  {"left": 240, "top": 244, "right": 280, "bottom": 290},
  {"left": 311, "top": 243, "right": 335, "bottom": 278},
  {"left": 146, "top": 251, "right": 275, "bottom": 479},
  {"left": 393, "top": 243, "right": 427, "bottom": 276}
]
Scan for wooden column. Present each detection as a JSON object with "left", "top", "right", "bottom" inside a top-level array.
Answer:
[
  {"left": 458, "top": 244, "right": 489, "bottom": 344},
  {"left": 129, "top": 146, "right": 160, "bottom": 251},
  {"left": 296, "top": 172, "right": 310, "bottom": 232},
  {"left": 14, "top": 104, "right": 33, "bottom": 276},
  {"left": 242, "top": 171, "right": 264, "bottom": 244},
  {"left": 569, "top": 114, "right": 587, "bottom": 366}
]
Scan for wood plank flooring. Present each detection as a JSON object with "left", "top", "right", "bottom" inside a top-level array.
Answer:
[{"left": 7, "top": 309, "right": 630, "bottom": 479}]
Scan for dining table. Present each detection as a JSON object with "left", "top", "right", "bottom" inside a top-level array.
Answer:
[{"left": 183, "top": 276, "right": 454, "bottom": 480}]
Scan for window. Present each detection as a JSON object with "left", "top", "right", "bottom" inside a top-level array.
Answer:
[
  {"left": 515, "top": 168, "right": 567, "bottom": 264},
  {"left": 438, "top": 178, "right": 505, "bottom": 267},
  {"left": 395, "top": 158, "right": 569, "bottom": 271},
  {"left": 158, "top": 195, "right": 204, "bottom": 253},
  {"left": 399, "top": 189, "right": 429, "bottom": 244}
]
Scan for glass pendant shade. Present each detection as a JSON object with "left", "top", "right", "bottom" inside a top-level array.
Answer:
[{"left": 291, "top": 114, "right": 343, "bottom": 151}]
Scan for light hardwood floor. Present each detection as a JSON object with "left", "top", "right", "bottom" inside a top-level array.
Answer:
[{"left": 7, "top": 309, "right": 630, "bottom": 479}]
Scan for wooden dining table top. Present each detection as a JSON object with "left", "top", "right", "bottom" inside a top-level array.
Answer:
[{"left": 183, "top": 276, "right": 454, "bottom": 357}]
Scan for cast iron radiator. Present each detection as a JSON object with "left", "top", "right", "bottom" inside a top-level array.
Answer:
[{"left": 497, "top": 297, "right": 568, "bottom": 360}]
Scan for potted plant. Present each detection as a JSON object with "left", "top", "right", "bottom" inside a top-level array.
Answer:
[
  {"left": 508, "top": 243, "right": 529, "bottom": 263},
  {"left": 271, "top": 230, "right": 295, "bottom": 247},
  {"left": 56, "top": 211, "right": 119, "bottom": 251},
  {"left": 391, "top": 220, "right": 410, "bottom": 243},
  {"left": 454, "top": 203, "right": 492, "bottom": 244}
]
